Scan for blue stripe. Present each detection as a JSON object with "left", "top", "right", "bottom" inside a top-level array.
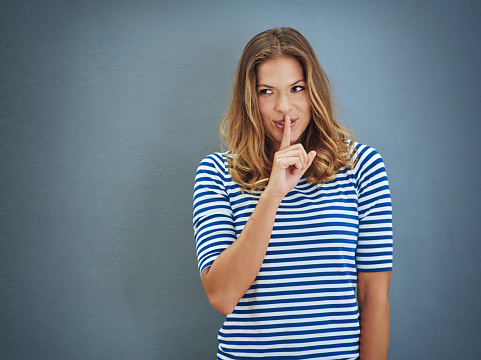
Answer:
[
  {"left": 242, "top": 285, "right": 355, "bottom": 299},
  {"left": 220, "top": 326, "right": 360, "bottom": 339},
  {"left": 225, "top": 310, "right": 360, "bottom": 323},
  {"left": 236, "top": 294, "right": 357, "bottom": 308},
  {"left": 222, "top": 317, "right": 359, "bottom": 331},
  {"left": 249, "top": 278, "right": 355, "bottom": 290},
  {"left": 221, "top": 334, "right": 359, "bottom": 346}
]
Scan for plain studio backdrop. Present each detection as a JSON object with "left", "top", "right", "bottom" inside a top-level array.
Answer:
[{"left": 1, "top": 1, "right": 480, "bottom": 359}]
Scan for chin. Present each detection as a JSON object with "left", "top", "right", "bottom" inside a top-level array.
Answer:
[{"left": 290, "top": 134, "right": 301, "bottom": 144}]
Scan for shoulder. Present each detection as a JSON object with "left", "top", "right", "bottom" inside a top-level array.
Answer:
[
  {"left": 352, "top": 143, "right": 387, "bottom": 173},
  {"left": 194, "top": 152, "right": 234, "bottom": 194},
  {"left": 196, "top": 152, "right": 230, "bottom": 176},
  {"left": 350, "top": 143, "right": 390, "bottom": 193},
  {"left": 198, "top": 152, "right": 229, "bottom": 167},
  {"left": 353, "top": 142, "right": 383, "bottom": 162}
]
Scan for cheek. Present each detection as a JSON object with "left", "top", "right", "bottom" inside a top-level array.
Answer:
[
  {"left": 257, "top": 99, "right": 269, "bottom": 120},
  {"left": 259, "top": 104, "right": 276, "bottom": 131},
  {"left": 300, "top": 96, "right": 311, "bottom": 114}
]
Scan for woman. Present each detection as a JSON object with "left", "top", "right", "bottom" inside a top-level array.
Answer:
[{"left": 193, "top": 27, "right": 392, "bottom": 360}]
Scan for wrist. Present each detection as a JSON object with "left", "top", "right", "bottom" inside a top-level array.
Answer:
[{"left": 260, "top": 186, "right": 284, "bottom": 208}]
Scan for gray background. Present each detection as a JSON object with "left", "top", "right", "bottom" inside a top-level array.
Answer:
[{"left": 1, "top": 0, "right": 480, "bottom": 359}]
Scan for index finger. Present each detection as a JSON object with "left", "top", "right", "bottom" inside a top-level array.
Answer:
[{"left": 279, "top": 115, "right": 291, "bottom": 150}]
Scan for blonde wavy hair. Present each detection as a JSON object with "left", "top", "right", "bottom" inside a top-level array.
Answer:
[{"left": 222, "top": 27, "right": 356, "bottom": 193}]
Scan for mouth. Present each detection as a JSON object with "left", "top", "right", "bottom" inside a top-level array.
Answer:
[{"left": 275, "top": 118, "right": 296, "bottom": 129}]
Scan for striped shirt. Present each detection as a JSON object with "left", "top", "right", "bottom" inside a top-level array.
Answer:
[{"left": 193, "top": 143, "right": 393, "bottom": 359}]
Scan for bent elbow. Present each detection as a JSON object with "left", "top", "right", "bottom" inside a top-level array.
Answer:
[
  {"left": 204, "top": 285, "right": 238, "bottom": 315},
  {"left": 211, "top": 299, "right": 236, "bottom": 315},
  {"left": 202, "top": 267, "right": 239, "bottom": 315},
  {"left": 206, "top": 292, "right": 237, "bottom": 315}
]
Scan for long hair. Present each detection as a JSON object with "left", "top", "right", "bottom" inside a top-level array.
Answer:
[{"left": 221, "top": 27, "right": 356, "bottom": 193}]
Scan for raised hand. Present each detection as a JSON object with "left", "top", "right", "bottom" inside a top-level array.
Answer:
[{"left": 265, "top": 115, "right": 316, "bottom": 201}]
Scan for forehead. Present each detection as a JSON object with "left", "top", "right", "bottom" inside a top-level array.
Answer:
[{"left": 256, "top": 56, "right": 304, "bottom": 85}]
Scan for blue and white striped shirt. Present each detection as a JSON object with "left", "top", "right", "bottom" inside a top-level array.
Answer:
[{"left": 193, "top": 143, "right": 393, "bottom": 359}]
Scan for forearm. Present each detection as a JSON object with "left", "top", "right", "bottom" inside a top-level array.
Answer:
[
  {"left": 202, "top": 189, "right": 282, "bottom": 314},
  {"left": 359, "top": 296, "right": 390, "bottom": 359},
  {"left": 357, "top": 271, "right": 391, "bottom": 360}
]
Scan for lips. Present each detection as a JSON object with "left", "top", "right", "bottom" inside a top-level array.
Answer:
[{"left": 274, "top": 118, "right": 296, "bottom": 129}]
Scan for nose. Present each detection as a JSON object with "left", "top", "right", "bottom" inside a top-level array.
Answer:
[{"left": 275, "top": 93, "right": 293, "bottom": 114}]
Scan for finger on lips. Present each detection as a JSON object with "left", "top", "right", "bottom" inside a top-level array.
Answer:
[
  {"left": 279, "top": 115, "right": 291, "bottom": 150},
  {"left": 276, "top": 115, "right": 314, "bottom": 173}
]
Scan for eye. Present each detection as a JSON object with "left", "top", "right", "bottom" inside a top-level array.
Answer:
[
  {"left": 292, "top": 85, "right": 305, "bottom": 92},
  {"left": 258, "top": 88, "right": 273, "bottom": 95}
]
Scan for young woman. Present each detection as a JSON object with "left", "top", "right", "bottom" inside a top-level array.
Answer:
[{"left": 193, "top": 27, "right": 392, "bottom": 360}]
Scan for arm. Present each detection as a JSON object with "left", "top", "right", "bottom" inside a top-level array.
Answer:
[
  {"left": 357, "top": 271, "right": 391, "bottom": 360},
  {"left": 201, "top": 115, "right": 316, "bottom": 314},
  {"left": 354, "top": 145, "right": 393, "bottom": 358},
  {"left": 201, "top": 188, "right": 281, "bottom": 314}
]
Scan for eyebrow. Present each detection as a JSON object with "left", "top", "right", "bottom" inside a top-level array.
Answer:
[{"left": 256, "top": 79, "right": 305, "bottom": 88}]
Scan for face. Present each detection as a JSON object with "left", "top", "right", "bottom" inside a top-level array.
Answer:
[{"left": 256, "top": 56, "right": 311, "bottom": 151}]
